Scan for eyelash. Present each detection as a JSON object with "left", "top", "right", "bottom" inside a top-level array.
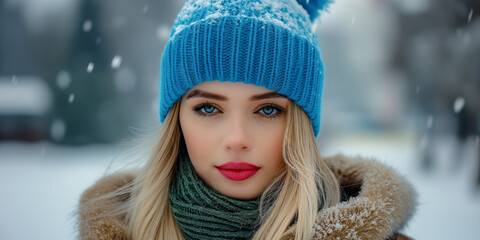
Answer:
[{"left": 192, "top": 101, "right": 286, "bottom": 119}]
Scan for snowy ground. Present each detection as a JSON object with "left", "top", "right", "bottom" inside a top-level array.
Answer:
[{"left": 0, "top": 130, "right": 479, "bottom": 240}]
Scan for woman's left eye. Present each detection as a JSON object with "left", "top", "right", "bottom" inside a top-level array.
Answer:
[{"left": 257, "top": 105, "right": 284, "bottom": 118}]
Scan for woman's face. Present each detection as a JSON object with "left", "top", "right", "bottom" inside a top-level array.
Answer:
[{"left": 179, "top": 80, "right": 287, "bottom": 200}]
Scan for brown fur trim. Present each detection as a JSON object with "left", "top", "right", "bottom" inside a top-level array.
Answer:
[
  {"left": 78, "top": 172, "right": 135, "bottom": 240},
  {"left": 312, "top": 154, "right": 417, "bottom": 240}
]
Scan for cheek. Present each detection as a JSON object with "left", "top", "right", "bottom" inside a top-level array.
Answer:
[
  {"left": 179, "top": 115, "right": 215, "bottom": 165},
  {"left": 185, "top": 135, "right": 211, "bottom": 158},
  {"left": 257, "top": 122, "right": 285, "bottom": 167}
]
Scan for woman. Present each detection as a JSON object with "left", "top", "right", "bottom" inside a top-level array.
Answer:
[{"left": 78, "top": 0, "right": 417, "bottom": 239}]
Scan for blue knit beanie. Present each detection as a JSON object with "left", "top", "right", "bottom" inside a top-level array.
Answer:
[{"left": 159, "top": 0, "right": 331, "bottom": 136}]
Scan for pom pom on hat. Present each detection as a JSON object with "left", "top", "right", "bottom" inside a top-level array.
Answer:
[{"left": 295, "top": 0, "right": 333, "bottom": 21}]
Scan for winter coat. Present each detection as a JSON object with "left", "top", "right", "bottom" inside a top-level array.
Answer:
[{"left": 78, "top": 154, "right": 417, "bottom": 240}]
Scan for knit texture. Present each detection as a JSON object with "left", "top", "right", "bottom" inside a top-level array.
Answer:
[
  {"left": 159, "top": 0, "right": 331, "bottom": 136},
  {"left": 169, "top": 153, "right": 261, "bottom": 240}
]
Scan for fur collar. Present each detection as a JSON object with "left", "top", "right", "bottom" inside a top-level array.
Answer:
[
  {"left": 313, "top": 155, "right": 417, "bottom": 239},
  {"left": 77, "top": 154, "right": 417, "bottom": 240}
]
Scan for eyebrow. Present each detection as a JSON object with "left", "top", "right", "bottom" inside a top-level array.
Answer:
[
  {"left": 185, "top": 90, "right": 227, "bottom": 101},
  {"left": 185, "top": 89, "right": 286, "bottom": 101}
]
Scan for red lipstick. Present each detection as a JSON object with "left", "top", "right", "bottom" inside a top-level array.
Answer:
[{"left": 216, "top": 162, "right": 260, "bottom": 181}]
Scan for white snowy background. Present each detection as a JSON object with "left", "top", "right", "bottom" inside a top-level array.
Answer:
[{"left": 1, "top": 0, "right": 479, "bottom": 239}]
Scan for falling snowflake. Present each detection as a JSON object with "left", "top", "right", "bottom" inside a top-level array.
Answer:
[
  {"left": 68, "top": 93, "right": 75, "bottom": 103},
  {"left": 56, "top": 70, "right": 71, "bottom": 89},
  {"left": 156, "top": 25, "right": 171, "bottom": 41},
  {"left": 50, "top": 118, "right": 66, "bottom": 141},
  {"left": 87, "top": 62, "right": 94, "bottom": 73},
  {"left": 453, "top": 97, "right": 465, "bottom": 114},
  {"left": 351, "top": 16, "right": 356, "bottom": 26},
  {"left": 468, "top": 9, "right": 473, "bottom": 23},
  {"left": 111, "top": 55, "right": 122, "bottom": 69},
  {"left": 83, "top": 19, "right": 92, "bottom": 32},
  {"left": 143, "top": 4, "right": 149, "bottom": 13}
]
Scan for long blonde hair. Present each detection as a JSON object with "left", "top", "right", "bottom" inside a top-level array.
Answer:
[{"left": 92, "top": 99, "right": 340, "bottom": 240}]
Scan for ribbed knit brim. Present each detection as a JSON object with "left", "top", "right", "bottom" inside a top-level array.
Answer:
[{"left": 159, "top": 0, "right": 326, "bottom": 136}]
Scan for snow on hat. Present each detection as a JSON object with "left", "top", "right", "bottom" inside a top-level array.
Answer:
[{"left": 159, "top": 0, "right": 332, "bottom": 136}]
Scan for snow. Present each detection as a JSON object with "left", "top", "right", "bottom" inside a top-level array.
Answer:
[
  {"left": 0, "top": 142, "right": 125, "bottom": 240},
  {"left": 453, "top": 97, "right": 465, "bottom": 114},
  {"left": 111, "top": 55, "right": 122, "bottom": 69},
  {"left": 0, "top": 76, "right": 52, "bottom": 115},
  {"left": 87, "top": 62, "right": 94, "bottom": 73},
  {"left": 0, "top": 130, "right": 479, "bottom": 239},
  {"left": 468, "top": 9, "right": 473, "bottom": 23},
  {"left": 49, "top": 119, "right": 65, "bottom": 141},
  {"left": 56, "top": 70, "right": 71, "bottom": 89},
  {"left": 156, "top": 25, "right": 171, "bottom": 41},
  {"left": 82, "top": 19, "right": 92, "bottom": 32},
  {"left": 68, "top": 93, "right": 75, "bottom": 103},
  {"left": 171, "top": 0, "right": 315, "bottom": 43}
]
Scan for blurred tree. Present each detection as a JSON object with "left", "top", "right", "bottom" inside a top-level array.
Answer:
[{"left": 53, "top": 0, "right": 118, "bottom": 144}]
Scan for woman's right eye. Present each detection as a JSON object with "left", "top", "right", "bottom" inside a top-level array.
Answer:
[{"left": 193, "top": 103, "right": 220, "bottom": 117}]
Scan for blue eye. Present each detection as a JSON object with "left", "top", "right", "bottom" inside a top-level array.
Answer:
[
  {"left": 201, "top": 105, "right": 217, "bottom": 113},
  {"left": 193, "top": 103, "right": 285, "bottom": 119},
  {"left": 258, "top": 105, "right": 284, "bottom": 119},
  {"left": 260, "top": 106, "right": 276, "bottom": 115},
  {"left": 193, "top": 103, "right": 220, "bottom": 117}
]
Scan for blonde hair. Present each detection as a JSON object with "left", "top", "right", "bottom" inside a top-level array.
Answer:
[
  {"left": 253, "top": 101, "right": 340, "bottom": 240},
  {"left": 88, "top": 99, "right": 340, "bottom": 240}
]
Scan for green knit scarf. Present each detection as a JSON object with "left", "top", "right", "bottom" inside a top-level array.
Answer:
[{"left": 169, "top": 153, "right": 261, "bottom": 240}]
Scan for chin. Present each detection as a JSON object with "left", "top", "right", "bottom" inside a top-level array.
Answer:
[{"left": 218, "top": 186, "right": 262, "bottom": 200}]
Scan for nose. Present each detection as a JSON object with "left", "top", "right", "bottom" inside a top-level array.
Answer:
[{"left": 222, "top": 115, "right": 252, "bottom": 152}]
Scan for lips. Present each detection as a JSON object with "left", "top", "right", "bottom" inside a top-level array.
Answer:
[{"left": 216, "top": 162, "right": 260, "bottom": 181}]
